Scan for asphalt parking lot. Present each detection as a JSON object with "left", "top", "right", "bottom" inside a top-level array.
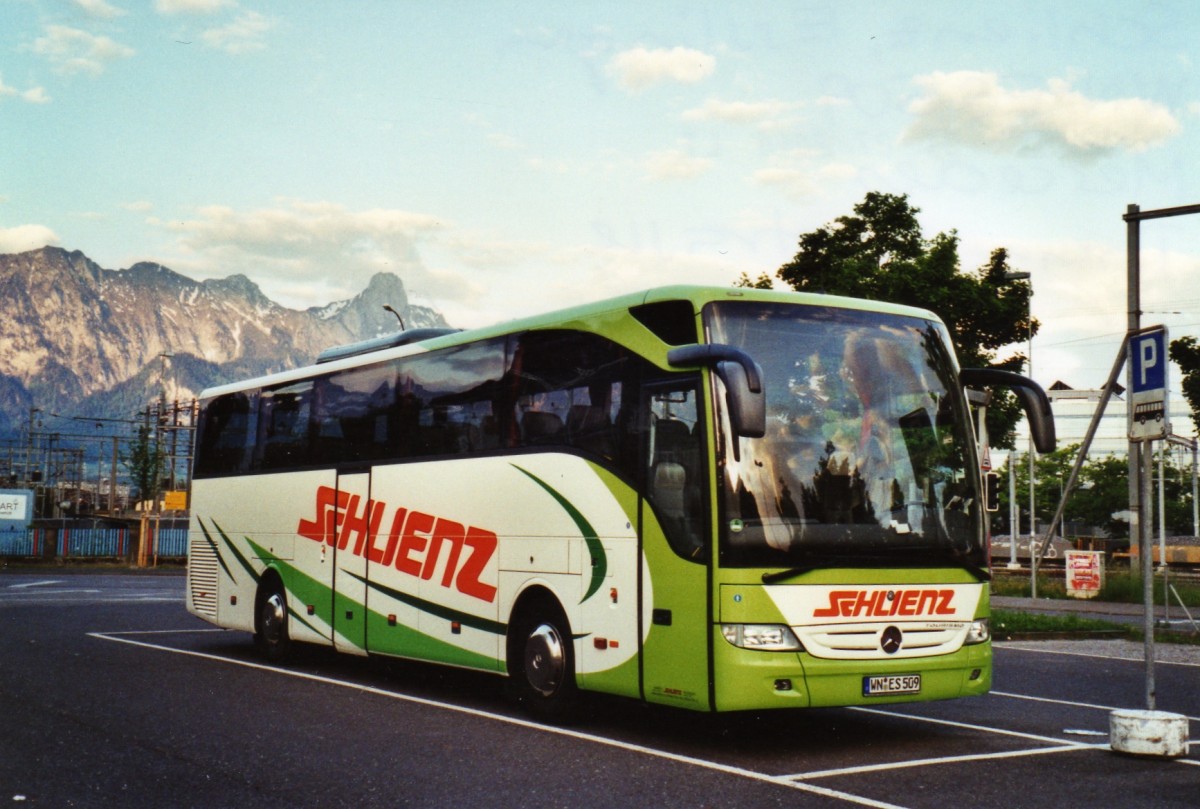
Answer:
[{"left": 2, "top": 571, "right": 1197, "bottom": 808}]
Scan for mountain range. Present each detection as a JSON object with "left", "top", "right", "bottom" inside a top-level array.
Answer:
[{"left": 0, "top": 246, "right": 449, "bottom": 440}]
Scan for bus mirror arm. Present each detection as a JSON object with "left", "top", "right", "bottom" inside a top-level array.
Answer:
[
  {"left": 668, "top": 344, "right": 766, "bottom": 439},
  {"left": 959, "top": 368, "right": 1056, "bottom": 454}
]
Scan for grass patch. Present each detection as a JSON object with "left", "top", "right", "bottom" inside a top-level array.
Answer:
[
  {"left": 992, "top": 609, "right": 1200, "bottom": 644},
  {"left": 991, "top": 570, "right": 1200, "bottom": 607},
  {"left": 992, "top": 609, "right": 1129, "bottom": 637}
]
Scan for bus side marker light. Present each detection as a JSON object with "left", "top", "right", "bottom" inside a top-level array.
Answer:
[
  {"left": 388, "top": 614, "right": 397, "bottom": 626},
  {"left": 307, "top": 605, "right": 316, "bottom": 616},
  {"left": 230, "top": 595, "right": 237, "bottom": 606},
  {"left": 451, "top": 621, "right": 461, "bottom": 635},
  {"left": 594, "top": 638, "right": 608, "bottom": 650},
  {"left": 610, "top": 587, "right": 618, "bottom": 604}
]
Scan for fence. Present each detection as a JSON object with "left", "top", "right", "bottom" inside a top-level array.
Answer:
[{"left": 0, "top": 519, "right": 189, "bottom": 561}]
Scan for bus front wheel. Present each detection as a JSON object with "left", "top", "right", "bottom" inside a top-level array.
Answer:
[
  {"left": 254, "top": 578, "right": 291, "bottom": 662},
  {"left": 509, "top": 601, "right": 579, "bottom": 723}
]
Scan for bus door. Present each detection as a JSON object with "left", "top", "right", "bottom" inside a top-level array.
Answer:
[
  {"left": 638, "top": 381, "right": 713, "bottom": 710},
  {"left": 332, "top": 470, "right": 372, "bottom": 655}
]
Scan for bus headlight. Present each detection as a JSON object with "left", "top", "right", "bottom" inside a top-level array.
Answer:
[
  {"left": 721, "top": 624, "right": 803, "bottom": 652},
  {"left": 965, "top": 618, "right": 990, "bottom": 645}
]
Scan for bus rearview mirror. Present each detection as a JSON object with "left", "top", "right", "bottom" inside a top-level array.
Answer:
[{"left": 667, "top": 344, "right": 766, "bottom": 439}]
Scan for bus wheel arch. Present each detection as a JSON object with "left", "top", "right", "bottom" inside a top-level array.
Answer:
[
  {"left": 254, "top": 569, "right": 291, "bottom": 662},
  {"left": 506, "top": 586, "right": 580, "bottom": 722}
]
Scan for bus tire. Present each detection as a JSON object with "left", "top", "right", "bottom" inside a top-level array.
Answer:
[
  {"left": 508, "top": 598, "right": 580, "bottom": 723},
  {"left": 254, "top": 576, "right": 291, "bottom": 663}
]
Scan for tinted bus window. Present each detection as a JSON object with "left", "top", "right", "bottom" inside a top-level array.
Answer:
[
  {"left": 195, "top": 391, "right": 258, "bottom": 477},
  {"left": 511, "top": 330, "right": 631, "bottom": 462},
  {"left": 256, "top": 380, "right": 314, "bottom": 471}
]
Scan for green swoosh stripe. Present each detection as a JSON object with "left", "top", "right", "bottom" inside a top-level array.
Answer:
[
  {"left": 208, "top": 518, "right": 260, "bottom": 584},
  {"left": 243, "top": 537, "right": 334, "bottom": 639},
  {"left": 346, "top": 571, "right": 507, "bottom": 635},
  {"left": 195, "top": 517, "right": 236, "bottom": 582},
  {"left": 511, "top": 464, "right": 607, "bottom": 603}
]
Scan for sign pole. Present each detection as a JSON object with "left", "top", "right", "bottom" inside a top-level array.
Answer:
[
  {"left": 1111, "top": 203, "right": 1200, "bottom": 758},
  {"left": 1139, "top": 440, "right": 1156, "bottom": 710},
  {"left": 1127, "top": 325, "right": 1170, "bottom": 712}
]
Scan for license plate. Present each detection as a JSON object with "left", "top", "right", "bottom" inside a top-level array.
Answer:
[{"left": 863, "top": 674, "right": 921, "bottom": 696}]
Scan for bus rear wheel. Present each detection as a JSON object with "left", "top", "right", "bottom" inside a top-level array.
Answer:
[
  {"left": 509, "top": 601, "right": 580, "bottom": 723},
  {"left": 254, "top": 579, "right": 291, "bottom": 662}
]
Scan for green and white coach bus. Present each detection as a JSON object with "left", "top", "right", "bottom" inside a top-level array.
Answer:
[{"left": 186, "top": 285, "right": 1054, "bottom": 720}]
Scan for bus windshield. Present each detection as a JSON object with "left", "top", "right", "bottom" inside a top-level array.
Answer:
[{"left": 706, "top": 301, "right": 983, "bottom": 570}]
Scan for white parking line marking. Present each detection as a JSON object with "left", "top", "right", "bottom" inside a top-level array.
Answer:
[
  {"left": 89, "top": 630, "right": 907, "bottom": 809},
  {"left": 791, "top": 743, "right": 1094, "bottom": 780},
  {"left": 999, "top": 644, "right": 1200, "bottom": 669},
  {"left": 3, "top": 589, "right": 100, "bottom": 595},
  {"left": 7, "top": 580, "right": 64, "bottom": 588},
  {"left": 991, "top": 689, "right": 1200, "bottom": 723},
  {"left": 850, "top": 705, "right": 1097, "bottom": 746}
]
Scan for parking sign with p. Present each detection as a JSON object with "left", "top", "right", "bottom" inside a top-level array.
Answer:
[{"left": 1129, "top": 326, "right": 1169, "bottom": 441}]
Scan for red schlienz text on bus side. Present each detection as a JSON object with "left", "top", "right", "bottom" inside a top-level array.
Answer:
[{"left": 296, "top": 485, "right": 498, "bottom": 603}]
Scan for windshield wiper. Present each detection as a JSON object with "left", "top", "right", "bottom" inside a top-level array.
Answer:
[
  {"left": 761, "top": 555, "right": 991, "bottom": 584},
  {"left": 761, "top": 554, "right": 894, "bottom": 584},
  {"left": 953, "top": 561, "right": 992, "bottom": 582},
  {"left": 761, "top": 565, "right": 817, "bottom": 584}
]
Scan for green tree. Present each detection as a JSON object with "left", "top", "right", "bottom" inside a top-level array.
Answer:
[
  {"left": 775, "top": 192, "right": 1036, "bottom": 447},
  {"left": 1074, "top": 454, "right": 1133, "bottom": 539},
  {"left": 994, "top": 447, "right": 1133, "bottom": 539},
  {"left": 734, "top": 271, "right": 774, "bottom": 290},
  {"left": 122, "top": 420, "right": 165, "bottom": 507},
  {"left": 1168, "top": 335, "right": 1200, "bottom": 432}
]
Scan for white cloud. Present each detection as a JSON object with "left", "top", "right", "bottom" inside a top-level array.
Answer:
[
  {"left": 906, "top": 71, "right": 1181, "bottom": 155},
  {"left": 152, "top": 199, "right": 450, "bottom": 306},
  {"left": 201, "top": 11, "right": 274, "bottom": 54},
  {"left": 71, "top": 0, "right": 127, "bottom": 19},
  {"left": 607, "top": 46, "right": 715, "bottom": 92},
  {"left": 487, "top": 132, "right": 523, "bottom": 151},
  {"left": 0, "top": 224, "right": 59, "bottom": 253},
  {"left": 154, "top": 0, "right": 235, "bottom": 13},
  {"left": 642, "top": 149, "right": 712, "bottom": 180},
  {"left": 432, "top": 238, "right": 748, "bottom": 330},
  {"left": 120, "top": 200, "right": 155, "bottom": 213},
  {"left": 31, "top": 24, "right": 134, "bottom": 76},
  {"left": 682, "top": 98, "right": 801, "bottom": 130},
  {"left": 144, "top": 198, "right": 755, "bottom": 329},
  {"left": 752, "top": 156, "right": 857, "bottom": 199},
  {"left": 993, "top": 238, "right": 1200, "bottom": 388},
  {"left": 0, "top": 75, "right": 50, "bottom": 104}
]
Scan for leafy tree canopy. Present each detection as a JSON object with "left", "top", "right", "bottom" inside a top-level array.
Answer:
[
  {"left": 771, "top": 192, "right": 1038, "bottom": 447},
  {"left": 1168, "top": 336, "right": 1200, "bottom": 432}
]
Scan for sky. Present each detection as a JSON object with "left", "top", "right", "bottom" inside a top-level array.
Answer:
[{"left": 3, "top": 0, "right": 1200, "bottom": 410}]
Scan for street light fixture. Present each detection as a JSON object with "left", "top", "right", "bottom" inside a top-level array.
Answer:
[{"left": 383, "top": 304, "right": 406, "bottom": 331}]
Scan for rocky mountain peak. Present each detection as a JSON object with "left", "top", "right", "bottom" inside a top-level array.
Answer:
[{"left": 0, "top": 247, "right": 452, "bottom": 439}]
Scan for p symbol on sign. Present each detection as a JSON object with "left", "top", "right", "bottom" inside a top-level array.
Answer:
[{"left": 1140, "top": 338, "right": 1157, "bottom": 387}]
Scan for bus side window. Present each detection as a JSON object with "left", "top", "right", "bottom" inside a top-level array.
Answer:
[
  {"left": 645, "top": 385, "right": 705, "bottom": 560},
  {"left": 256, "top": 381, "right": 313, "bottom": 470},
  {"left": 195, "top": 391, "right": 257, "bottom": 476},
  {"left": 509, "top": 331, "right": 625, "bottom": 463}
]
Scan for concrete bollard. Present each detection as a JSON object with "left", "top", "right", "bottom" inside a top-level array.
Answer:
[{"left": 1109, "top": 709, "right": 1190, "bottom": 758}]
